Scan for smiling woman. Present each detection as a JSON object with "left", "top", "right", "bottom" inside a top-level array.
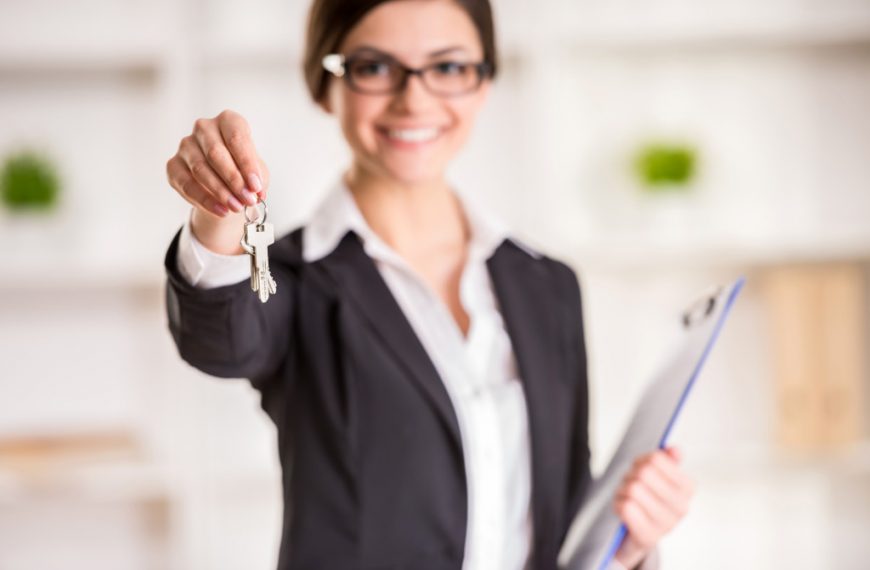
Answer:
[
  {"left": 162, "top": 1, "right": 691, "bottom": 569},
  {"left": 311, "top": 0, "right": 495, "bottom": 191}
]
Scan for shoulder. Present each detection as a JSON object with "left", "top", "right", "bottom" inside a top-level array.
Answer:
[
  {"left": 499, "top": 237, "right": 582, "bottom": 302},
  {"left": 544, "top": 254, "right": 584, "bottom": 314}
]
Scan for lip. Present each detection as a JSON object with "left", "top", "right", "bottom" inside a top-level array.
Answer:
[{"left": 376, "top": 125, "right": 446, "bottom": 149}]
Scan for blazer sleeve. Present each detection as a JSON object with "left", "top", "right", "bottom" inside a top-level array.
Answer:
[{"left": 163, "top": 225, "right": 299, "bottom": 389}]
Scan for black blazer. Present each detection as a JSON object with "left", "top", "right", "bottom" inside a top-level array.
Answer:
[{"left": 163, "top": 224, "right": 593, "bottom": 570}]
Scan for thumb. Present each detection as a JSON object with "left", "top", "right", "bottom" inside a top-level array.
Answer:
[{"left": 664, "top": 445, "right": 682, "bottom": 463}]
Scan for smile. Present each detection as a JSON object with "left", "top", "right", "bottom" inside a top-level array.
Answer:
[{"left": 378, "top": 126, "right": 445, "bottom": 146}]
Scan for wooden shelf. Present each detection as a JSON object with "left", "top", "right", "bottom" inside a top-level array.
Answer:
[
  {"left": 556, "top": 232, "right": 870, "bottom": 271},
  {"left": 686, "top": 440, "right": 870, "bottom": 479},
  {"left": 558, "top": 23, "right": 870, "bottom": 54},
  {"left": 0, "top": 257, "right": 164, "bottom": 293},
  {"left": 0, "top": 430, "right": 171, "bottom": 504},
  {"left": 497, "top": 8, "right": 870, "bottom": 56},
  {"left": 0, "top": 45, "right": 166, "bottom": 75}
]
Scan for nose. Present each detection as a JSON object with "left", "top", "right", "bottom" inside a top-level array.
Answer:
[{"left": 391, "top": 72, "right": 437, "bottom": 112}]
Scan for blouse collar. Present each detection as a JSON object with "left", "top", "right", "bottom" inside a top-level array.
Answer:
[{"left": 302, "top": 176, "right": 542, "bottom": 264}]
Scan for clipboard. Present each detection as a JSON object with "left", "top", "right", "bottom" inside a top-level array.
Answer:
[{"left": 557, "top": 276, "right": 746, "bottom": 570}]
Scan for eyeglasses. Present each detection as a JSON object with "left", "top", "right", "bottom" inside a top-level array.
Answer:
[{"left": 322, "top": 52, "right": 492, "bottom": 97}]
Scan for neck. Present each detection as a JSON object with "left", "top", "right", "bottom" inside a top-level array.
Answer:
[{"left": 343, "top": 163, "right": 468, "bottom": 255}]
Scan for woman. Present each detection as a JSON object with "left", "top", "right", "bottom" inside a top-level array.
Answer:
[{"left": 163, "top": 1, "right": 694, "bottom": 568}]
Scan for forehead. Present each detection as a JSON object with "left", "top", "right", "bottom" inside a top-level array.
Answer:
[{"left": 339, "top": 0, "right": 483, "bottom": 61}]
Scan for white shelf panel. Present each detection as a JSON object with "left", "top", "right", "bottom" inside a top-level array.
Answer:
[
  {"left": 562, "top": 232, "right": 870, "bottom": 271},
  {"left": 682, "top": 439, "right": 870, "bottom": 480},
  {"left": 0, "top": 261, "right": 164, "bottom": 292},
  {"left": 200, "top": 41, "right": 303, "bottom": 70},
  {"left": 558, "top": 27, "right": 870, "bottom": 54},
  {"left": 0, "top": 463, "right": 175, "bottom": 505},
  {"left": 500, "top": 3, "right": 870, "bottom": 54}
]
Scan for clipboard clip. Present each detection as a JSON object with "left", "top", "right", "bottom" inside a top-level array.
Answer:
[{"left": 681, "top": 285, "right": 723, "bottom": 328}]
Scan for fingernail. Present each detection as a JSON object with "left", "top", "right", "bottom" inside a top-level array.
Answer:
[
  {"left": 212, "top": 203, "right": 229, "bottom": 216},
  {"left": 248, "top": 173, "right": 262, "bottom": 193},
  {"left": 227, "top": 195, "right": 243, "bottom": 212},
  {"left": 242, "top": 188, "right": 258, "bottom": 205}
]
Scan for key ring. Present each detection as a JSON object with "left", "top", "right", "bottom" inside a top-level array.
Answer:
[{"left": 244, "top": 198, "right": 268, "bottom": 225}]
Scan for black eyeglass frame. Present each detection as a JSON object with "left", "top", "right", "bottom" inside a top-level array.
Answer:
[{"left": 322, "top": 52, "right": 493, "bottom": 97}]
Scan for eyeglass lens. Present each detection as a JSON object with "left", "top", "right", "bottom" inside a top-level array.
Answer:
[{"left": 345, "top": 58, "right": 484, "bottom": 95}]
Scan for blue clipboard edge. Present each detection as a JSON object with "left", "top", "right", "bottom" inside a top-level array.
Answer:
[{"left": 594, "top": 276, "right": 746, "bottom": 570}]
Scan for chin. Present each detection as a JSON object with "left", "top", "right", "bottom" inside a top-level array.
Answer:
[
  {"left": 377, "top": 157, "right": 448, "bottom": 186},
  {"left": 384, "top": 166, "right": 443, "bottom": 187}
]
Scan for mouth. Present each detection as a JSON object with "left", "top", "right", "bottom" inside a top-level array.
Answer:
[{"left": 376, "top": 125, "right": 446, "bottom": 148}]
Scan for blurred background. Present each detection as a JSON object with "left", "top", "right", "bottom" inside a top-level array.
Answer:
[{"left": 1, "top": 0, "right": 869, "bottom": 568}]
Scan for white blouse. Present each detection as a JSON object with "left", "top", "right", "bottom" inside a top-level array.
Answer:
[{"left": 175, "top": 179, "right": 634, "bottom": 570}]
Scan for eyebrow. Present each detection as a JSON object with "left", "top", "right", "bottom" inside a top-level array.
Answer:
[
  {"left": 348, "top": 45, "right": 469, "bottom": 59},
  {"left": 428, "top": 46, "right": 468, "bottom": 57}
]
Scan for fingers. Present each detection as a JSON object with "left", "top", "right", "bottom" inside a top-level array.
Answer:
[
  {"left": 631, "top": 457, "right": 690, "bottom": 516},
  {"left": 190, "top": 111, "right": 259, "bottom": 207},
  {"left": 615, "top": 472, "right": 680, "bottom": 532},
  {"left": 652, "top": 448, "right": 694, "bottom": 498},
  {"left": 177, "top": 136, "right": 245, "bottom": 213},
  {"left": 167, "top": 110, "right": 270, "bottom": 221},
  {"left": 217, "top": 109, "right": 265, "bottom": 200},
  {"left": 614, "top": 499, "right": 658, "bottom": 551},
  {"left": 166, "top": 155, "right": 229, "bottom": 218},
  {"left": 628, "top": 449, "right": 694, "bottom": 501},
  {"left": 257, "top": 158, "right": 270, "bottom": 200},
  {"left": 613, "top": 448, "right": 696, "bottom": 550}
]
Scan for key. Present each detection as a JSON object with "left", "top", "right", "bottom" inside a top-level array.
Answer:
[
  {"left": 242, "top": 221, "right": 277, "bottom": 303},
  {"left": 240, "top": 199, "right": 278, "bottom": 303},
  {"left": 241, "top": 200, "right": 277, "bottom": 303}
]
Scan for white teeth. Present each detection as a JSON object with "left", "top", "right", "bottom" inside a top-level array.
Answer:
[{"left": 385, "top": 127, "right": 440, "bottom": 142}]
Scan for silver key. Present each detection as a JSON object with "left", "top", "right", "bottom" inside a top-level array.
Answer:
[{"left": 240, "top": 200, "right": 277, "bottom": 303}]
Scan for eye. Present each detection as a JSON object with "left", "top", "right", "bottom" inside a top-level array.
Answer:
[
  {"left": 351, "top": 59, "right": 392, "bottom": 77},
  {"left": 433, "top": 61, "right": 470, "bottom": 76}
]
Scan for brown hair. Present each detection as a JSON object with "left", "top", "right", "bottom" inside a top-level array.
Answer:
[{"left": 302, "top": 0, "right": 498, "bottom": 105}]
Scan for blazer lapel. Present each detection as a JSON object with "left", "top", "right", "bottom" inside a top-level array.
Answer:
[
  {"left": 316, "top": 230, "right": 464, "bottom": 455},
  {"left": 487, "top": 240, "right": 563, "bottom": 564}
]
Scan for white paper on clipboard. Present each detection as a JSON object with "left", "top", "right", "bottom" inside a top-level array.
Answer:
[{"left": 557, "top": 277, "right": 746, "bottom": 570}]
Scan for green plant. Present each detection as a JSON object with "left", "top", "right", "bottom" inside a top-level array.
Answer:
[
  {"left": 633, "top": 142, "right": 697, "bottom": 192},
  {"left": 0, "top": 150, "right": 61, "bottom": 211}
]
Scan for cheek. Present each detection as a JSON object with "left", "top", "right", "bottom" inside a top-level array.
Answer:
[
  {"left": 444, "top": 99, "right": 483, "bottom": 146},
  {"left": 340, "top": 96, "right": 385, "bottom": 149}
]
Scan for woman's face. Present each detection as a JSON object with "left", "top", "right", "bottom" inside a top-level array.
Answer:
[{"left": 324, "top": 0, "right": 491, "bottom": 186}]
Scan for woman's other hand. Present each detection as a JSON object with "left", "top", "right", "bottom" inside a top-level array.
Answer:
[{"left": 612, "top": 446, "right": 695, "bottom": 569}]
